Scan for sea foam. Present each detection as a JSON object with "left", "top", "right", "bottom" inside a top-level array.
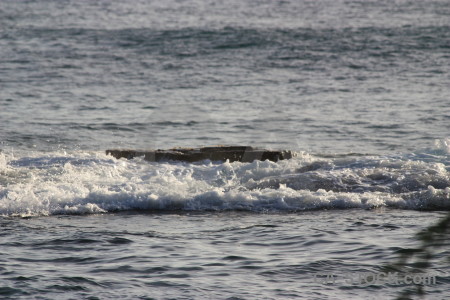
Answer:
[{"left": 0, "top": 144, "right": 449, "bottom": 217}]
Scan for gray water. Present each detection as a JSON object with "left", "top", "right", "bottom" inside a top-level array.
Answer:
[
  {"left": 1, "top": 0, "right": 449, "bottom": 299},
  {"left": 1, "top": 0, "right": 449, "bottom": 153},
  {"left": 1, "top": 210, "right": 448, "bottom": 300}
]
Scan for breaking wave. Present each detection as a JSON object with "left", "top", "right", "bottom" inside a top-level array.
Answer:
[{"left": 1, "top": 139, "right": 449, "bottom": 217}]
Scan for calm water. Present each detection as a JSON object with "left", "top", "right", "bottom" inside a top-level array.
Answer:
[{"left": 0, "top": 0, "right": 449, "bottom": 299}]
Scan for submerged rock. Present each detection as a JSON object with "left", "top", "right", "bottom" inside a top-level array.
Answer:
[{"left": 106, "top": 146, "right": 293, "bottom": 163}]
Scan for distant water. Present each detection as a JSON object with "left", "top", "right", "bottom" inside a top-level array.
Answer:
[{"left": 1, "top": 0, "right": 449, "bottom": 299}]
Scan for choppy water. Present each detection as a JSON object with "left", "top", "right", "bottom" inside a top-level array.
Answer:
[
  {"left": 1, "top": 210, "right": 449, "bottom": 300},
  {"left": 1, "top": 0, "right": 449, "bottom": 299}
]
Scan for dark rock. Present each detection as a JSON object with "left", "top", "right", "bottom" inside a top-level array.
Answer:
[{"left": 106, "top": 146, "right": 293, "bottom": 163}]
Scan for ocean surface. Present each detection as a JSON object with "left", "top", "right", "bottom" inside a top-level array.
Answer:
[{"left": 1, "top": 0, "right": 449, "bottom": 299}]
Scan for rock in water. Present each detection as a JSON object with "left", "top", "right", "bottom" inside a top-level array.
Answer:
[{"left": 106, "top": 146, "right": 293, "bottom": 163}]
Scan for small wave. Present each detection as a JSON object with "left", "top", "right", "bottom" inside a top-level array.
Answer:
[{"left": 0, "top": 145, "right": 448, "bottom": 217}]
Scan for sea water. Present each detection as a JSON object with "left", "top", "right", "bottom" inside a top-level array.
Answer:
[{"left": 0, "top": 0, "right": 449, "bottom": 299}]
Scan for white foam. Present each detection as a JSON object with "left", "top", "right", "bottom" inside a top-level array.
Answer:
[{"left": 0, "top": 148, "right": 448, "bottom": 217}]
